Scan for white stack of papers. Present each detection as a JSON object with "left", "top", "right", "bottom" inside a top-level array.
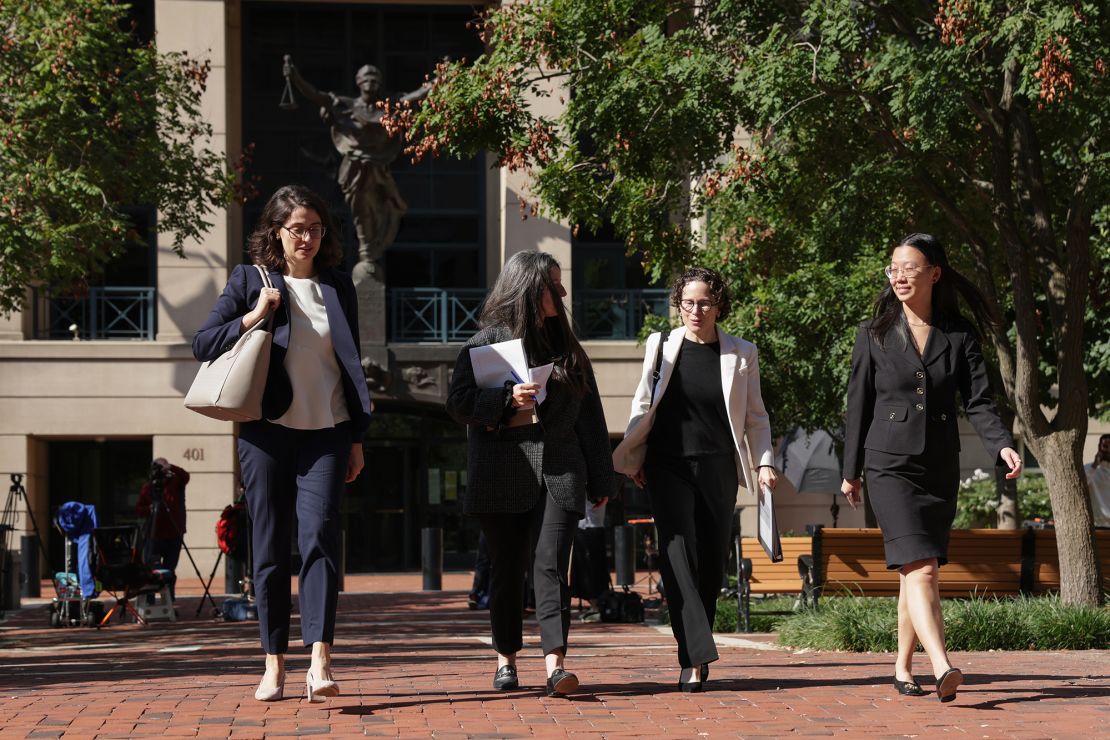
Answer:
[{"left": 468, "top": 338, "right": 554, "bottom": 403}]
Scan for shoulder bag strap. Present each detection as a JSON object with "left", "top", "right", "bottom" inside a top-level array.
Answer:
[
  {"left": 649, "top": 332, "right": 668, "bottom": 406},
  {"left": 253, "top": 264, "right": 275, "bottom": 330}
]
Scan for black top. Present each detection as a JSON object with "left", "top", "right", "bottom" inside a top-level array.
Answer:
[{"left": 647, "top": 338, "right": 733, "bottom": 458}]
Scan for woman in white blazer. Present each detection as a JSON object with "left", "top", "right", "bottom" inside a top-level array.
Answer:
[{"left": 613, "top": 266, "right": 778, "bottom": 692}]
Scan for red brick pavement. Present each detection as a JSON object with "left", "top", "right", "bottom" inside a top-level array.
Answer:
[{"left": 1, "top": 574, "right": 1107, "bottom": 738}]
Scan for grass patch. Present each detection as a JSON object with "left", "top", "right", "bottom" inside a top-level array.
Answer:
[{"left": 775, "top": 594, "right": 1110, "bottom": 651}]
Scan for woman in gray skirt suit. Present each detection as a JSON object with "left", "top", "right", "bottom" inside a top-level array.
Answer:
[
  {"left": 841, "top": 233, "right": 1022, "bottom": 703},
  {"left": 446, "top": 251, "right": 614, "bottom": 697}
]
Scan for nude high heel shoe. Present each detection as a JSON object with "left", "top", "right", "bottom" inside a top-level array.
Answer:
[
  {"left": 306, "top": 669, "right": 339, "bottom": 702},
  {"left": 306, "top": 642, "right": 340, "bottom": 702},
  {"left": 254, "top": 659, "right": 286, "bottom": 702}
]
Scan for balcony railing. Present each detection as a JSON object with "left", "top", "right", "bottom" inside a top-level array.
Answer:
[
  {"left": 389, "top": 288, "right": 486, "bottom": 343},
  {"left": 573, "top": 288, "right": 669, "bottom": 340},
  {"left": 32, "top": 287, "right": 156, "bottom": 340}
]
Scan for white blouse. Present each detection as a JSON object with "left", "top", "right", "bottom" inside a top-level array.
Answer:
[{"left": 272, "top": 275, "right": 350, "bottom": 430}]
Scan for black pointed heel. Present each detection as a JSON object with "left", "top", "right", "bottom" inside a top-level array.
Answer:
[
  {"left": 894, "top": 678, "right": 925, "bottom": 696},
  {"left": 936, "top": 668, "right": 964, "bottom": 703}
]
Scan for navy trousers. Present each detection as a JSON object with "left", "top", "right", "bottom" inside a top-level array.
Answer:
[{"left": 238, "top": 420, "right": 350, "bottom": 654}]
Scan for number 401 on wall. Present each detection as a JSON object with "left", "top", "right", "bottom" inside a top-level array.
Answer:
[{"left": 183, "top": 448, "right": 205, "bottom": 461}]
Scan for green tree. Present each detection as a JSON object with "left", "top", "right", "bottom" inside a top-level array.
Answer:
[
  {"left": 400, "top": 0, "right": 1108, "bottom": 605},
  {"left": 0, "top": 0, "right": 234, "bottom": 313}
]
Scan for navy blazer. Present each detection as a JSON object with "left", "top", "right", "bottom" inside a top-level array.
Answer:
[
  {"left": 842, "top": 315, "right": 1014, "bottom": 480},
  {"left": 192, "top": 263, "right": 371, "bottom": 443}
]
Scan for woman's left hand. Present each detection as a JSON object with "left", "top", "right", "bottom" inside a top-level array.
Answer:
[
  {"left": 346, "top": 443, "right": 365, "bottom": 483},
  {"left": 1000, "top": 447, "right": 1023, "bottom": 479},
  {"left": 758, "top": 465, "right": 778, "bottom": 490}
]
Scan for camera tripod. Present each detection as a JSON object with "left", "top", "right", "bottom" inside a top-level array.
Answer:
[
  {"left": 1, "top": 474, "right": 51, "bottom": 617},
  {"left": 141, "top": 466, "right": 220, "bottom": 617}
]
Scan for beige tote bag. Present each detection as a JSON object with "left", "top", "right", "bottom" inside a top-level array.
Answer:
[{"left": 184, "top": 265, "right": 274, "bottom": 422}]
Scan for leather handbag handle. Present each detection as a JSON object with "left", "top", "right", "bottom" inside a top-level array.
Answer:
[{"left": 252, "top": 264, "right": 275, "bottom": 331}]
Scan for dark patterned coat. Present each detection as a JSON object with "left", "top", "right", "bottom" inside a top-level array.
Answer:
[{"left": 445, "top": 326, "right": 615, "bottom": 516}]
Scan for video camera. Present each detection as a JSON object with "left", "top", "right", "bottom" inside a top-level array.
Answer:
[{"left": 149, "top": 460, "right": 174, "bottom": 482}]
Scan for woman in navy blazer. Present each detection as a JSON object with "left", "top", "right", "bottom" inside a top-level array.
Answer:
[
  {"left": 841, "top": 233, "right": 1021, "bottom": 703},
  {"left": 193, "top": 185, "right": 370, "bottom": 703}
]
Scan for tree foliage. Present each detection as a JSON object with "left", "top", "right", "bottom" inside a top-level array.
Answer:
[
  {"left": 403, "top": 0, "right": 1108, "bottom": 603},
  {"left": 0, "top": 0, "right": 234, "bottom": 313}
]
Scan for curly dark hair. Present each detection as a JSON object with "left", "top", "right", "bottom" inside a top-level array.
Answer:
[
  {"left": 669, "top": 266, "right": 731, "bottom": 321},
  {"left": 247, "top": 185, "right": 343, "bottom": 272}
]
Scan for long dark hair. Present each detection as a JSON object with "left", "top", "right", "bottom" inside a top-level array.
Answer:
[
  {"left": 870, "top": 232, "right": 999, "bottom": 347},
  {"left": 479, "top": 251, "right": 592, "bottom": 396},
  {"left": 247, "top": 185, "right": 343, "bottom": 272}
]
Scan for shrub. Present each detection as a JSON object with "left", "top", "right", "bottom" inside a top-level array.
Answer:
[
  {"left": 954, "top": 470, "right": 1055, "bottom": 528},
  {"left": 776, "top": 595, "right": 1110, "bottom": 651}
]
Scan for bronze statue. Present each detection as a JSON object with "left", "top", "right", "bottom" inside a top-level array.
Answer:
[{"left": 282, "top": 56, "right": 430, "bottom": 280}]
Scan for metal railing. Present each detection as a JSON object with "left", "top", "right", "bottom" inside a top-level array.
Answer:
[
  {"left": 389, "top": 288, "right": 486, "bottom": 343},
  {"left": 32, "top": 287, "right": 156, "bottom": 340},
  {"left": 572, "top": 288, "right": 669, "bottom": 340}
]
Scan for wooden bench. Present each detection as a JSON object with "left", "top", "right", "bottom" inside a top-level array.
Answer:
[
  {"left": 800, "top": 526, "right": 1110, "bottom": 606},
  {"left": 734, "top": 536, "right": 811, "bottom": 631},
  {"left": 1027, "top": 528, "right": 1110, "bottom": 594}
]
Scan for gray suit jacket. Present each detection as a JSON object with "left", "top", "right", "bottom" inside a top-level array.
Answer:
[{"left": 446, "top": 326, "right": 615, "bottom": 516}]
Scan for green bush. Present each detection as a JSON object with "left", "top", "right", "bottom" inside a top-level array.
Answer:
[
  {"left": 776, "top": 595, "right": 1110, "bottom": 651},
  {"left": 953, "top": 471, "right": 1054, "bottom": 528}
]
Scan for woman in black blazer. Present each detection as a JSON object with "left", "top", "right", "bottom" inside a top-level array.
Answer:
[
  {"left": 193, "top": 185, "right": 371, "bottom": 703},
  {"left": 841, "top": 233, "right": 1021, "bottom": 703},
  {"left": 446, "top": 251, "right": 614, "bottom": 697}
]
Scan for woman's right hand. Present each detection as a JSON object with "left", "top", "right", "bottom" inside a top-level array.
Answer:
[
  {"left": 511, "top": 382, "right": 540, "bottom": 409},
  {"left": 629, "top": 469, "right": 647, "bottom": 489},
  {"left": 243, "top": 287, "right": 281, "bottom": 331},
  {"left": 841, "top": 478, "right": 861, "bottom": 509}
]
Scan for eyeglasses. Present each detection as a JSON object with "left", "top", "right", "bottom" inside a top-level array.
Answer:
[
  {"left": 679, "top": 299, "right": 718, "bottom": 313},
  {"left": 282, "top": 225, "right": 326, "bottom": 241},
  {"left": 884, "top": 263, "right": 930, "bottom": 280}
]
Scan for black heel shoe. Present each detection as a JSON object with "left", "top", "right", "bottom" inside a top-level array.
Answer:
[
  {"left": 936, "top": 668, "right": 963, "bottom": 703},
  {"left": 546, "top": 668, "right": 579, "bottom": 697},
  {"left": 678, "top": 666, "right": 704, "bottom": 693},
  {"left": 493, "top": 665, "right": 518, "bottom": 690},
  {"left": 894, "top": 678, "right": 925, "bottom": 696}
]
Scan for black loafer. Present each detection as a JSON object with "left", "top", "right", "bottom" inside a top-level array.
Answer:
[
  {"left": 546, "top": 668, "right": 579, "bottom": 697},
  {"left": 936, "top": 667, "right": 964, "bottom": 703},
  {"left": 894, "top": 678, "right": 926, "bottom": 696},
  {"left": 493, "top": 665, "right": 518, "bottom": 691}
]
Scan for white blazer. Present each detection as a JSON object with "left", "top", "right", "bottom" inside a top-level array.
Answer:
[{"left": 612, "top": 326, "right": 775, "bottom": 494}]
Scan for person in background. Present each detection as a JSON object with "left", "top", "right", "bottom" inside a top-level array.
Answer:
[
  {"left": 841, "top": 233, "right": 1021, "bottom": 704},
  {"left": 613, "top": 266, "right": 778, "bottom": 692},
  {"left": 446, "top": 251, "right": 614, "bottom": 697},
  {"left": 1086, "top": 433, "right": 1110, "bottom": 528},
  {"left": 136, "top": 458, "right": 190, "bottom": 598}
]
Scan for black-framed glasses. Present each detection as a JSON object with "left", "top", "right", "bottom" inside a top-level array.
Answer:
[
  {"left": 679, "top": 299, "right": 718, "bottom": 313},
  {"left": 884, "top": 263, "right": 930, "bottom": 279},
  {"left": 282, "top": 225, "right": 326, "bottom": 241}
]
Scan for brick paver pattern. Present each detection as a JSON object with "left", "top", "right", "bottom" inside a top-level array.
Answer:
[{"left": 1, "top": 574, "right": 1107, "bottom": 738}]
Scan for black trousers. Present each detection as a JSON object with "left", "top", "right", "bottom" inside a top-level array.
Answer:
[
  {"left": 238, "top": 420, "right": 351, "bottom": 654},
  {"left": 646, "top": 453, "right": 738, "bottom": 668},
  {"left": 478, "top": 491, "right": 579, "bottom": 656}
]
